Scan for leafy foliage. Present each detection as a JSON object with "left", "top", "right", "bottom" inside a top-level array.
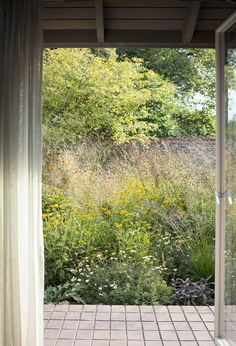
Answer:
[
  {"left": 171, "top": 277, "right": 214, "bottom": 305},
  {"left": 43, "top": 142, "right": 215, "bottom": 304},
  {"left": 43, "top": 48, "right": 215, "bottom": 150}
]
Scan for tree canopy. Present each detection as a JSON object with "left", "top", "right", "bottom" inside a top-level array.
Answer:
[{"left": 43, "top": 48, "right": 215, "bottom": 147}]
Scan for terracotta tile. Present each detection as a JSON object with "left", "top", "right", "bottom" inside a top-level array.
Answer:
[
  {"left": 111, "top": 330, "right": 127, "bottom": 340},
  {"left": 93, "top": 329, "right": 110, "bottom": 340},
  {"left": 59, "top": 329, "right": 76, "bottom": 339},
  {"left": 144, "top": 330, "right": 161, "bottom": 340}
]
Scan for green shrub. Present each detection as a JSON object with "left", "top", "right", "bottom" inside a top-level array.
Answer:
[{"left": 43, "top": 142, "right": 215, "bottom": 304}]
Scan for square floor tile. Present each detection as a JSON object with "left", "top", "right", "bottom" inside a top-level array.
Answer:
[
  {"left": 193, "top": 331, "right": 212, "bottom": 341},
  {"left": 173, "top": 322, "right": 190, "bottom": 331},
  {"left": 142, "top": 322, "right": 158, "bottom": 330},
  {"left": 63, "top": 320, "right": 79, "bottom": 329},
  {"left": 160, "top": 330, "right": 178, "bottom": 341},
  {"left": 47, "top": 320, "right": 63, "bottom": 329},
  {"left": 92, "top": 341, "right": 109, "bottom": 346},
  {"left": 44, "top": 329, "right": 60, "bottom": 339},
  {"left": 111, "top": 330, "right": 127, "bottom": 340},
  {"left": 127, "top": 330, "right": 144, "bottom": 340},
  {"left": 79, "top": 321, "right": 94, "bottom": 329},
  {"left": 144, "top": 330, "right": 161, "bottom": 340},
  {"left": 76, "top": 329, "right": 93, "bottom": 340},
  {"left": 177, "top": 330, "right": 195, "bottom": 341},
  {"left": 111, "top": 321, "right": 126, "bottom": 330},
  {"left": 59, "top": 329, "right": 76, "bottom": 339},
  {"left": 127, "top": 321, "right": 142, "bottom": 330},
  {"left": 74, "top": 341, "right": 91, "bottom": 346},
  {"left": 95, "top": 321, "right": 110, "bottom": 329},
  {"left": 93, "top": 329, "right": 109, "bottom": 340}
]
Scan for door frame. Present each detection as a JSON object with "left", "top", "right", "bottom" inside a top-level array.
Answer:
[{"left": 215, "top": 10, "right": 236, "bottom": 346}]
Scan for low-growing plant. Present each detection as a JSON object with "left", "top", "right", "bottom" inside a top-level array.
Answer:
[
  {"left": 43, "top": 141, "right": 215, "bottom": 304},
  {"left": 171, "top": 277, "right": 214, "bottom": 305},
  {"left": 44, "top": 282, "right": 85, "bottom": 304}
]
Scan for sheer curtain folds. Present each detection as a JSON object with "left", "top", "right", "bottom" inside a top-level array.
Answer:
[{"left": 0, "top": 1, "right": 44, "bottom": 345}]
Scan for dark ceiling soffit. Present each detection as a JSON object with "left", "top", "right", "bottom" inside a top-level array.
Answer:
[
  {"left": 95, "top": 0, "right": 104, "bottom": 43},
  {"left": 43, "top": 29, "right": 215, "bottom": 48},
  {"left": 182, "top": 1, "right": 201, "bottom": 43}
]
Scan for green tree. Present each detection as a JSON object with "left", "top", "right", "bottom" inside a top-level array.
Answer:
[
  {"left": 117, "top": 48, "right": 216, "bottom": 110},
  {"left": 43, "top": 48, "right": 180, "bottom": 146}
]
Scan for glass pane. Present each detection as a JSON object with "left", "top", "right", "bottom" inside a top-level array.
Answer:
[{"left": 224, "top": 24, "right": 236, "bottom": 344}]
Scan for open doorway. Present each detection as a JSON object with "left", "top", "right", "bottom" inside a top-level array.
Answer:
[{"left": 42, "top": 48, "right": 216, "bottom": 307}]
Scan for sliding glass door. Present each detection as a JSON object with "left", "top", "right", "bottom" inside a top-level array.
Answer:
[{"left": 215, "top": 11, "right": 236, "bottom": 346}]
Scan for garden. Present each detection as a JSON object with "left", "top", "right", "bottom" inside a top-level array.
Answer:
[{"left": 43, "top": 48, "right": 216, "bottom": 306}]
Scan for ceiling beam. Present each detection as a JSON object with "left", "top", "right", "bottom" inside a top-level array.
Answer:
[
  {"left": 95, "top": 0, "right": 104, "bottom": 43},
  {"left": 182, "top": 1, "right": 201, "bottom": 44}
]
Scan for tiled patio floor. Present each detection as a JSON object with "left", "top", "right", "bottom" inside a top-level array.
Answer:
[{"left": 44, "top": 305, "right": 215, "bottom": 346}]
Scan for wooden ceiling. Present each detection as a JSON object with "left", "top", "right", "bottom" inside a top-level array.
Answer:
[{"left": 43, "top": 0, "right": 236, "bottom": 48}]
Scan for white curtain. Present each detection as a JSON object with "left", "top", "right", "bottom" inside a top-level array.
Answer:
[{"left": 0, "top": 1, "right": 44, "bottom": 345}]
